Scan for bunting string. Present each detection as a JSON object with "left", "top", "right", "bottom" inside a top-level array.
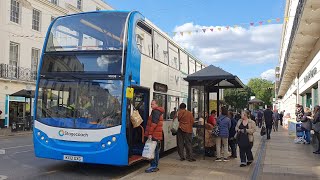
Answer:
[{"left": 172, "top": 16, "right": 291, "bottom": 37}]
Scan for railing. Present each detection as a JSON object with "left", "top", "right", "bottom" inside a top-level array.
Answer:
[
  {"left": 0, "top": 63, "right": 37, "bottom": 82},
  {"left": 277, "top": 0, "right": 306, "bottom": 97}
]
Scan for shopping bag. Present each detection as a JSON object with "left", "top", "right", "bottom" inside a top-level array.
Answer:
[
  {"left": 170, "top": 112, "right": 179, "bottom": 135},
  {"left": 260, "top": 126, "right": 266, "bottom": 136},
  {"left": 312, "top": 122, "right": 320, "bottom": 133},
  {"left": 130, "top": 105, "right": 143, "bottom": 128},
  {"left": 142, "top": 138, "right": 157, "bottom": 160}
]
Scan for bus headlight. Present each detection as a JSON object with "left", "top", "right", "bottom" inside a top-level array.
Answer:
[
  {"left": 101, "top": 144, "right": 106, "bottom": 148},
  {"left": 41, "top": 136, "right": 45, "bottom": 140},
  {"left": 45, "top": 140, "right": 49, "bottom": 143},
  {"left": 37, "top": 132, "right": 41, "bottom": 136},
  {"left": 107, "top": 141, "right": 111, "bottom": 146},
  {"left": 112, "top": 137, "right": 116, "bottom": 142}
]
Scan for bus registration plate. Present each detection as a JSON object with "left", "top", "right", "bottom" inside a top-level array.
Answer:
[{"left": 63, "top": 155, "right": 83, "bottom": 162}]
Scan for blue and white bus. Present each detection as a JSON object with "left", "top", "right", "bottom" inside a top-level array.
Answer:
[{"left": 33, "top": 11, "right": 206, "bottom": 166}]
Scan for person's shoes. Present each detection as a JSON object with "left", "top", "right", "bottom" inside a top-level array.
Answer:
[
  {"left": 215, "top": 158, "right": 222, "bottom": 162},
  {"left": 145, "top": 167, "right": 158, "bottom": 173},
  {"left": 223, "top": 158, "right": 230, "bottom": 162},
  {"left": 247, "top": 161, "right": 253, "bottom": 165},
  {"left": 314, "top": 151, "right": 320, "bottom": 154},
  {"left": 188, "top": 158, "right": 196, "bottom": 162},
  {"left": 240, "top": 164, "right": 246, "bottom": 167},
  {"left": 180, "top": 158, "right": 185, "bottom": 161}
]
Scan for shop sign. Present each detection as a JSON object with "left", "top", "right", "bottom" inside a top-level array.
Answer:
[
  {"left": 9, "top": 96, "right": 25, "bottom": 102},
  {"left": 304, "top": 67, "right": 317, "bottom": 83}
]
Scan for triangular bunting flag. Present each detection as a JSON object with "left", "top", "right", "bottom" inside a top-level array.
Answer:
[
  {"left": 218, "top": 27, "right": 221, "bottom": 31},
  {"left": 180, "top": 32, "right": 184, "bottom": 36},
  {"left": 226, "top": 26, "right": 230, "bottom": 30},
  {"left": 250, "top": 22, "right": 254, "bottom": 26},
  {"left": 202, "top": 29, "right": 206, "bottom": 33},
  {"left": 210, "top": 28, "right": 214, "bottom": 32},
  {"left": 234, "top": 25, "right": 238, "bottom": 28},
  {"left": 267, "top": 19, "right": 272, "bottom": 23},
  {"left": 196, "top": 30, "right": 199, "bottom": 33},
  {"left": 276, "top": 18, "right": 281, "bottom": 22},
  {"left": 173, "top": 32, "right": 177, "bottom": 36},
  {"left": 188, "top": 31, "right": 192, "bottom": 35},
  {"left": 259, "top": 21, "right": 263, "bottom": 25}
]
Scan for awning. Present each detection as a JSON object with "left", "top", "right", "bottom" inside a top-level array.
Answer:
[
  {"left": 184, "top": 65, "right": 245, "bottom": 89},
  {"left": 248, "top": 98, "right": 264, "bottom": 104},
  {"left": 10, "top": 89, "right": 35, "bottom": 98}
]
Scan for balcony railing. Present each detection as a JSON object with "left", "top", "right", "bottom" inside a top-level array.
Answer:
[
  {"left": 278, "top": 0, "right": 305, "bottom": 96},
  {"left": 0, "top": 63, "right": 37, "bottom": 82}
]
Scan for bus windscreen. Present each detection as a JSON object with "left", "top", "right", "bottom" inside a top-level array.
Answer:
[{"left": 46, "top": 12, "right": 129, "bottom": 52}]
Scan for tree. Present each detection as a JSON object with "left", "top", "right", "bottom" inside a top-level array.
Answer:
[
  {"left": 247, "top": 78, "right": 274, "bottom": 106},
  {"left": 224, "top": 86, "right": 254, "bottom": 111}
]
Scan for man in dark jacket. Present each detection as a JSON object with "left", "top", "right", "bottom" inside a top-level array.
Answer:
[
  {"left": 228, "top": 110, "right": 237, "bottom": 158},
  {"left": 144, "top": 100, "right": 164, "bottom": 173},
  {"left": 263, "top": 106, "right": 273, "bottom": 140}
]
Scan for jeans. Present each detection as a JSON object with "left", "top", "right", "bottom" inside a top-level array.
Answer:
[
  {"left": 239, "top": 142, "right": 253, "bottom": 164},
  {"left": 304, "top": 130, "right": 311, "bottom": 144},
  {"left": 228, "top": 138, "right": 237, "bottom": 157},
  {"left": 257, "top": 119, "right": 262, "bottom": 128},
  {"left": 266, "top": 127, "right": 272, "bottom": 139},
  {"left": 216, "top": 137, "right": 229, "bottom": 159},
  {"left": 274, "top": 120, "right": 279, "bottom": 131},
  {"left": 177, "top": 128, "right": 194, "bottom": 159},
  {"left": 150, "top": 141, "right": 161, "bottom": 168}
]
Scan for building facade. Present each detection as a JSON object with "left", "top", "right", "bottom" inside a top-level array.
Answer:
[
  {"left": 0, "top": 0, "right": 113, "bottom": 128},
  {"left": 276, "top": 0, "right": 320, "bottom": 118}
]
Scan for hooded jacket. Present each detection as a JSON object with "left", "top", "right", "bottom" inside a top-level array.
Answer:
[{"left": 145, "top": 107, "right": 165, "bottom": 140}]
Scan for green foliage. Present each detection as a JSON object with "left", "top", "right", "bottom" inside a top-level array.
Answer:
[
  {"left": 247, "top": 78, "right": 274, "bottom": 106},
  {"left": 224, "top": 86, "right": 254, "bottom": 111}
]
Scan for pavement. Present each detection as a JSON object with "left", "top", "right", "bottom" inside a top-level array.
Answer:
[
  {"left": 0, "top": 128, "right": 33, "bottom": 137},
  {"left": 121, "top": 127, "right": 320, "bottom": 180},
  {"left": 1, "top": 127, "right": 320, "bottom": 179}
]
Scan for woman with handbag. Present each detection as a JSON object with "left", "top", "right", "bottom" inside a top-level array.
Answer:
[
  {"left": 236, "top": 110, "right": 256, "bottom": 167},
  {"left": 312, "top": 106, "right": 320, "bottom": 154}
]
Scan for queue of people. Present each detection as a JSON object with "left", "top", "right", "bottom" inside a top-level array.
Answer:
[{"left": 143, "top": 100, "right": 259, "bottom": 173}]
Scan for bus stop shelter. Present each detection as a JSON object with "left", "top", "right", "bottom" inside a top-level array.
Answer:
[{"left": 184, "top": 65, "right": 245, "bottom": 158}]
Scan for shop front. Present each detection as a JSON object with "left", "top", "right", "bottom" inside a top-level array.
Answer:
[{"left": 4, "top": 90, "right": 34, "bottom": 131}]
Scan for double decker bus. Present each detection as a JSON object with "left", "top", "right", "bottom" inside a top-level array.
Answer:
[{"left": 33, "top": 11, "right": 206, "bottom": 166}]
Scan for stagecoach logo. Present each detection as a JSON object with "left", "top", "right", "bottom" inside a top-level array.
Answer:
[
  {"left": 58, "top": 130, "right": 88, "bottom": 137},
  {"left": 304, "top": 67, "right": 317, "bottom": 83},
  {"left": 58, "top": 130, "right": 64, "bottom": 136}
]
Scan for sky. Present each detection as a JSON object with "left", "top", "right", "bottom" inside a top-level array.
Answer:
[{"left": 104, "top": 0, "right": 286, "bottom": 84}]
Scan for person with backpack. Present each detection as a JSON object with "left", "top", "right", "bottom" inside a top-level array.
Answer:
[
  {"left": 215, "top": 106, "right": 231, "bottom": 162},
  {"left": 257, "top": 110, "right": 263, "bottom": 128},
  {"left": 298, "top": 107, "right": 312, "bottom": 144}
]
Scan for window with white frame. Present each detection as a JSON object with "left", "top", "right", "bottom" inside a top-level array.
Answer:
[
  {"left": 189, "top": 58, "right": 196, "bottom": 74},
  {"left": 10, "top": 0, "right": 20, "bottom": 23},
  {"left": 32, "top": 9, "right": 41, "bottom": 31},
  {"left": 50, "top": 0, "right": 58, "bottom": 5},
  {"left": 169, "top": 43, "right": 179, "bottom": 69},
  {"left": 9, "top": 42, "right": 19, "bottom": 78},
  {"left": 77, "top": 0, "right": 82, "bottom": 10},
  {"left": 31, "top": 48, "right": 40, "bottom": 73}
]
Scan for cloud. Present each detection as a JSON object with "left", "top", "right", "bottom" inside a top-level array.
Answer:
[
  {"left": 260, "top": 69, "right": 275, "bottom": 81},
  {"left": 172, "top": 23, "right": 282, "bottom": 65}
]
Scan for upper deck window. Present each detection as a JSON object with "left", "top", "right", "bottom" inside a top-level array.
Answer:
[{"left": 46, "top": 12, "right": 129, "bottom": 52}]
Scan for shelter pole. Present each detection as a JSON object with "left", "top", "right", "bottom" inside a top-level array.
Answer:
[
  {"left": 188, "top": 84, "right": 191, "bottom": 111},
  {"left": 217, "top": 83, "right": 220, "bottom": 115}
]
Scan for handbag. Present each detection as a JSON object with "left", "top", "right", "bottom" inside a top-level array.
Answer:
[
  {"left": 212, "top": 117, "right": 225, "bottom": 136},
  {"left": 170, "top": 111, "right": 179, "bottom": 135},
  {"left": 130, "top": 105, "right": 143, "bottom": 128}
]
